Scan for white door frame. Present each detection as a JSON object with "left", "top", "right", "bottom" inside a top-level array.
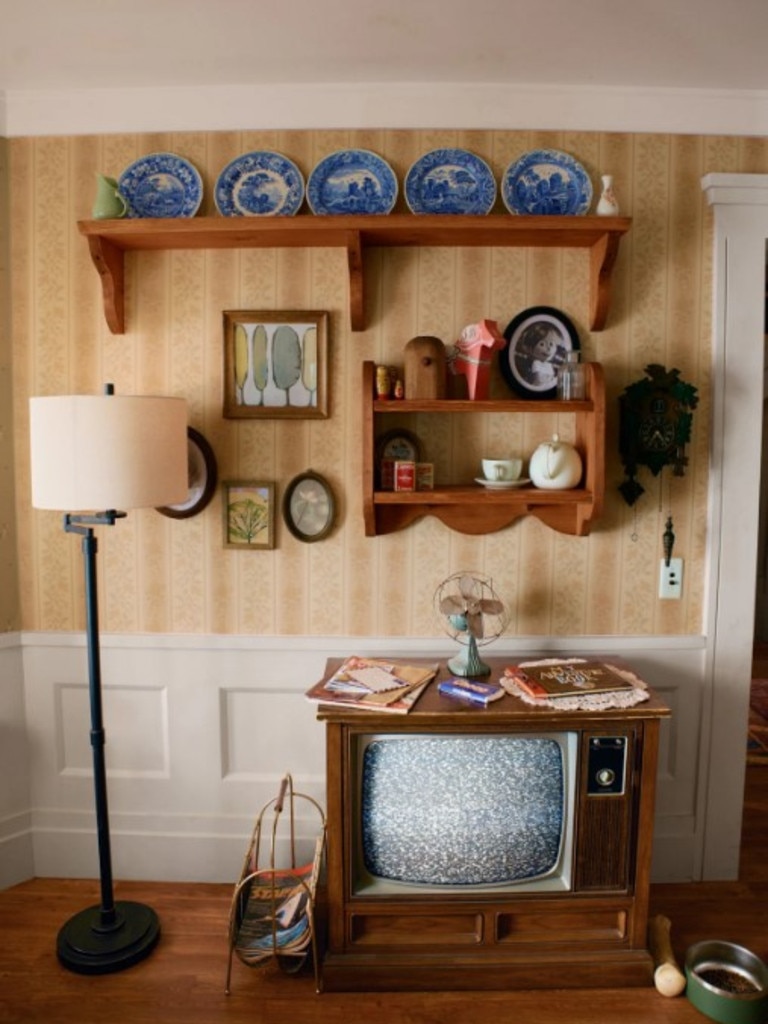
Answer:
[{"left": 701, "top": 174, "right": 768, "bottom": 877}]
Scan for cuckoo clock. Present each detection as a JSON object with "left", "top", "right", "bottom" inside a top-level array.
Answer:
[{"left": 618, "top": 364, "right": 699, "bottom": 506}]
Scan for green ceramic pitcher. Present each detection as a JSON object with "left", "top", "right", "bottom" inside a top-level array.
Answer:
[{"left": 92, "top": 174, "right": 127, "bottom": 219}]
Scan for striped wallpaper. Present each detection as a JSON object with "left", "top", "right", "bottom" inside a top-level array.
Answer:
[{"left": 8, "top": 128, "right": 768, "bottom": 637}]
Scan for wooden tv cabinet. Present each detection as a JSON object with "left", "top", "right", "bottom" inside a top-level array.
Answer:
[{"left": 315, "top": 657, "right": 670, "bottom": 992}]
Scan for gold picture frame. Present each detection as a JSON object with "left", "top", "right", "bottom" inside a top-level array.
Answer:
[
  {"left": 223, "top": 310, "right": 329, "bottom": 419},
  {"left": 223, "top": 480, "right": 275, "bottom": 550}
]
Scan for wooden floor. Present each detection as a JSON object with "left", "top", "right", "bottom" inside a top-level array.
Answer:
[{"left": 1, "top": 763, "right": 767, "bottom": 1024}]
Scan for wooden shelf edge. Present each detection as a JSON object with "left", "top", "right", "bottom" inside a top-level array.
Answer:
[
  {"left": 373, "top": 486, "right": 593, "bottom": 504},
  {"left": 370, "top": 501, "right": 595, "bottom": 536},
  {"left": 374, "top": 397, "right": 595, "bottom": 414},
  {"left": 77, "top": 214, "right": 631, "bottom": 248},
  {"left": 78, "top": 215, "right": 631, "bottom": 335}
]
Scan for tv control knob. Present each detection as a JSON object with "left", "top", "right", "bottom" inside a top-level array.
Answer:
[{"left": 595, "top": 767, "right": 616, "bottom": 788}]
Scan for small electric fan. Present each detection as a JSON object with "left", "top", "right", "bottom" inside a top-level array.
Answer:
[{"left": 435, "top": 572, "right": 508, "bottom": 676}]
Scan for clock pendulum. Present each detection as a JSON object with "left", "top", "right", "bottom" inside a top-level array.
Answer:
[{"left": 663, "top": 514, "right": 675, "bottom": 566}]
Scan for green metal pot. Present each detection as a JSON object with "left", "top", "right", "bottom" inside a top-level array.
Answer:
[{"left": 685, "top": 941, "right": 768, "bottom": 1024}]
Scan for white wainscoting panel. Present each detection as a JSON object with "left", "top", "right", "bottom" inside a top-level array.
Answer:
[
  {"left": 221, "top": 687, "right": 322, "bottom": 781},
  {"left": 12, "top": 631, "right": 709, "bottom": 885},
  {"left": 56, "top": 682, "right": 169, "bottom": 777},
  {"left": 611, "top": 645, "right": 708, "bottom": 882},
  {"left": 0, "top": 634, "right": 33, "bottom": 889}
]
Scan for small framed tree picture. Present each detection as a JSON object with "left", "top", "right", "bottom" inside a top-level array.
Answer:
[
  {"left": 223, "top": 481, "right": 275, "bottom": 550},
  {"left": 223, "top": 310, "right": 329, "bottom": 418}
]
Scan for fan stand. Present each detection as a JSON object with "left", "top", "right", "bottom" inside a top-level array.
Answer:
[{"left": 448, "top": 634, "right": 491, "bottom": 677}]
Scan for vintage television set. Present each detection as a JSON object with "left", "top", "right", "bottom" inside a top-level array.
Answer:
[{"left": 317, "top": 659, "right": 670, "bottom": 992}]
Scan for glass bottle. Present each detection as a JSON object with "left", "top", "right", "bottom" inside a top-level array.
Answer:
[{"left": 557, "top": 352, "right": 586, "bottom": 400}]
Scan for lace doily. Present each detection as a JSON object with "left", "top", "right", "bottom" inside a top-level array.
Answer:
[{"left": 499, "top": 657, "right": 649, "bottom": 711}]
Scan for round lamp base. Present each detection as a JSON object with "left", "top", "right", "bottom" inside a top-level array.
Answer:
[{"left": 57, "top": 901, "right": 160, "bottom": 975}]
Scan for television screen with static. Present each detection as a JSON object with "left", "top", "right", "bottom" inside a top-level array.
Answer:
[{"left": 355, "top": 734, "right": 576, "bottom": 895}]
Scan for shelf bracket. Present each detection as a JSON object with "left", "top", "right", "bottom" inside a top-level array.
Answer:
[
  {"left": 590, "top": 232, "right": 622, "bottom": 331},
  {"left": 86, "top": 235, "right": 125, "bottom": 334},
  {"left": 346, "top": 231, "right": 365, "bottom": 332}
]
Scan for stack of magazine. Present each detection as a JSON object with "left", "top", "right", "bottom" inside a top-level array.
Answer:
[
  {"left": 305, "top": 656, "right": 438, "bottom": 714},
  {"left": 234, "top": 863, "right": 314, "bottom": 958}
]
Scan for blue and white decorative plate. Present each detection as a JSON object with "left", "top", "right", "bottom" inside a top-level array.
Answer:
[
  {"left": 214, "top": 151, "right": 304, "bottom": 216},
  {"left": 306, "top": 149, "right": 397, "bottom": 215},
  {"left": 405, "top": 149, "right": 497, "bottom": 215},
  {"left": 118, "top": 152, "right": 203, "bottom": 218},
  {"left": 501, "top": 150, "right": 593, "bottom": 216}
]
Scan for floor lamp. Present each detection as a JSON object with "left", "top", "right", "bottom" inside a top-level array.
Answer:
[{"left": 29, "top": 386, "right": 188, "bottom": 975}]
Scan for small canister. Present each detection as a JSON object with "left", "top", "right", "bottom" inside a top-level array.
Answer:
[
  {"left": 393, "top": 460, "right": 416, "bottom": 491},
  {"left": 380, "top": 459, "right": 395, "bottom": 490},
  {"left": 416, "top": 463, "right": 434, "bottom": 491},
  {"left": 375, "top": 364, "right": 392, "bottom": 399}
]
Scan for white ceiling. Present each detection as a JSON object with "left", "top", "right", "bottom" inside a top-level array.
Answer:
[
  {"left": 2, "top": 0, "right": 768, "bottom": 137},
  {"left": 2, "top": 0, "right": 768, "bottom": 94}
]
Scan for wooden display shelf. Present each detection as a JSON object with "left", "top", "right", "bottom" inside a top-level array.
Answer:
[
  {"left": 77, "top": 214, "right": 631, "bottom": 334},
  {"left": 362, "top": 360, "right": 605, "bottom": 537}
]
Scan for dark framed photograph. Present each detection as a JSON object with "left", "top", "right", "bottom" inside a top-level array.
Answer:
[
  {"left": 499, "top": 306, "right": 580, "bottom": 399},
  {"left": 157, "top": 427, "right": 218, "bottom": 520},
  {"left": 223, "top": 309, "right": 329, "bottom": 419},
  {"left": 223, "top": 480, "right": 275, "bottom": 549},
  {"left": 282, "top": 471, "right": 336, "bottom": 542}
]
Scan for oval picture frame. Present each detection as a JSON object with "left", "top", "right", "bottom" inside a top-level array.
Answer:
[
  {"left": 157, "top": 427, "right": 218, "bottom": 519},
  {"left": 499, "top": 305, "right": 580, "bottom": 399},
  {"left": 282, "top": 471, "right": 336, "bottom": 542}
]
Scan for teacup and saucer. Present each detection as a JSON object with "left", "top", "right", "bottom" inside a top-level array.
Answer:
[{"left": 475, "top": 457, "right": 528, "bottom": 489}]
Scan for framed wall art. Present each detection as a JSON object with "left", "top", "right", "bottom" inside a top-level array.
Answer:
[
  {"left": 223, "top": 310, "right": 329, "bottom": 419},
  {"left": 222, "top": 480, "right": 275, "bottom": 550},
  {"left": 156, "top": 427, "right": 218, "bottom": 519},
  {"left": 499, "top": 305, "right": 580, "bottom": 399},
  {"left": 282, "top": 471, "right": 336, "bottom": 542}
]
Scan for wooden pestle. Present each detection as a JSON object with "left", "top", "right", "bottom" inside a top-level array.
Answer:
[{"left": 648, "top": 914, "right": 687, "bottom": 996}]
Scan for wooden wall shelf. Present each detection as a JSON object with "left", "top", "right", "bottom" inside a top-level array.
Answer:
[
  {"left": 78, "top": 214, "right": 631, "bottom": 335},
  {"left": 362, "top": 360, "right": 605, "bottom": 537}
]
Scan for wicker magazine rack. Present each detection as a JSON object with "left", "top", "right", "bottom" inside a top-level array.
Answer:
[{"left": 225, "top": 774, "right": 326, "bottom": 994}]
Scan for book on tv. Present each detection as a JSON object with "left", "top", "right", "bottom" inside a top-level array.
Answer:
[{"left": 504, "top": 660, "right": 635, "bottom": 700}]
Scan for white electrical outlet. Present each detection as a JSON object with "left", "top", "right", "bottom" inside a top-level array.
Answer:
[{"left": 659, "top": 557, "right": 683, "bottom": 599}]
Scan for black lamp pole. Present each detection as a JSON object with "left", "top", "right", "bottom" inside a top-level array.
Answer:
[{"left": 56, "top": 511, "right": 161, "bottom": 974}]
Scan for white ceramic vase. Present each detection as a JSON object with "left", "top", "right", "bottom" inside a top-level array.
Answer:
[{"left": 596, "top": 174, "right": 619, "bottom": 216}]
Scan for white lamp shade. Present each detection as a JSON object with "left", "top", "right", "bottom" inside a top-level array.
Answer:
[{"left": 30, "top": 394, "right": 189, "bottom": 511}]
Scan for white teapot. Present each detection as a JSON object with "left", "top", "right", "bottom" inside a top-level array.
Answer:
[{"left": 529, "top": 434, "right": 583, "bottom": 490}]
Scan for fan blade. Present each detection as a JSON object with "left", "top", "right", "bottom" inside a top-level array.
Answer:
[
  {"left": 459, "top": 575, "right": 478, "bottom": 600},
  {"left": 440, "top": 595, "right": 466, "bottom": 616},
  {"left": 466, "top": 610, "right": 484, "bottom": 638},
  {"left": 479, "top": 598, "right": 504, "bottom": 616}
]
